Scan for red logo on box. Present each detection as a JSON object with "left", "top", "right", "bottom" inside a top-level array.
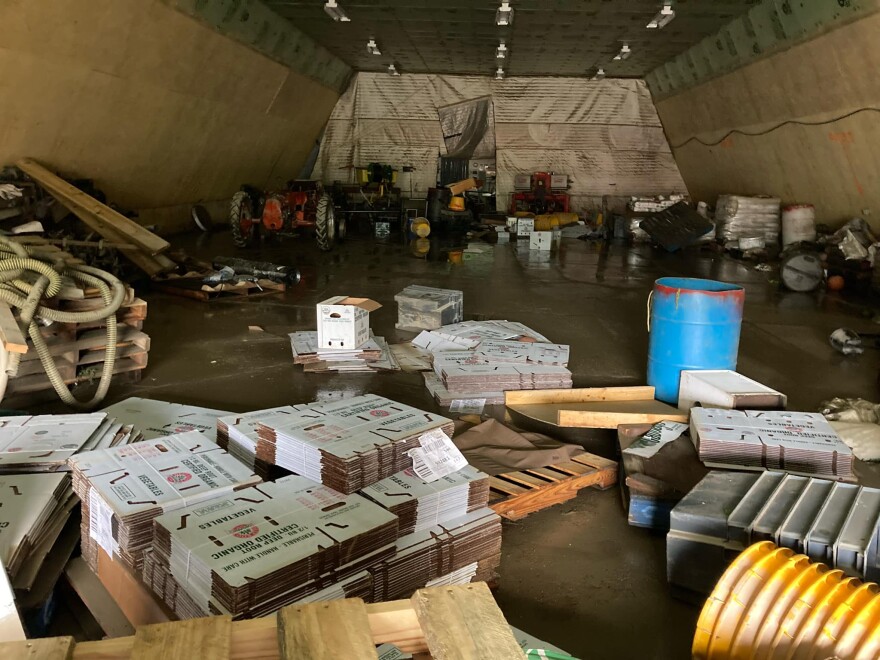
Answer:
[
  {"left": 231, "top": 523, "right": 259, "bottom": 538},
  {"left": 166, "top": 472, "right": 192, "bottom": 484},
  {"left": 370, "top": 410, "right": 390, "bottom": 417}
]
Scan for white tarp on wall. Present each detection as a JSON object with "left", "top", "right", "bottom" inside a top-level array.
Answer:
[{"left": 315, "top": 73, "right": 686, "bottom": 212}]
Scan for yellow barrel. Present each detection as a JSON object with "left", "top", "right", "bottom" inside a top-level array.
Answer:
[
  {"left": 449, "top": 196, "right": 465, "bottom": 211},
  {"left": 694, "top": 542, "right": 880, "bottom": 659}
]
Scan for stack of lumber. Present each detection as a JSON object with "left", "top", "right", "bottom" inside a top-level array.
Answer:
[
  {"left": 0, "top": 582, "right": 528, "bottom": 659},
  {"left": 68, "top": 431, "right": 260, "bottom": 572},
  {"left": 288, "top": 331, "right": 399, "bottom": 373},
  {"left": 254, "top": 395, "right": 454, "bottom": 493},
  {"left": 15, "top": 158, "right": 175, "bottom": 277},
  {"left": 360, "top": 464, "right": 491, "bottom": 536},
  {"left": 4, "top": 276, "right": 151, "bottom": 405},
  {"left": 148, "top": 475, "right": 398, "bottom": 619}
]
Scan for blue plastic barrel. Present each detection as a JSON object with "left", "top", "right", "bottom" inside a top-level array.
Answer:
[{"left": 647, "top": 277, "right": 745, "bottom": 405}]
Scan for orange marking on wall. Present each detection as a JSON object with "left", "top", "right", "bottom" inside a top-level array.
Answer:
[
  {"left": 719, "top": 136, "right": 734, "bottom": 149},
  {"left": 828, "top": 131, "right": 864, "bottom": 196}
]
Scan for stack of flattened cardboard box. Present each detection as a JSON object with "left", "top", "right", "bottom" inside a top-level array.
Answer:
[
  {"left": 254, "top": 395, "right": 454, "bottom": 494},
  {"left": 287, "top": 297, "right": 399, "bottom": 373},
  {"left": 413, "top": 320, "right": 572, "bottom": 406},
  {"left": 368, "top": 507, "right": 502, "bottom": 602},
  {"left": 691, "top": 409, "right": 854, "bottom": 480},
  {"left": 146, "top": 475, "right": 398, "bottom": 618},
  {"left": 68, "top": 431, "right": 260, "bottom": 572},
  {"left": 0, "top": 413, "right": 138, "bottom": 473},
  {"left": 360, "top": 465, "right": 490, "bottom": 536},
  {"left": 0, "top": 474, "right": 76, "bottom": 590},
  {"left": 216, "top": 407, "right": 293, "bottom": 480}
]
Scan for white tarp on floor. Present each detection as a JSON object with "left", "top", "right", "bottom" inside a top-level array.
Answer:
[{"left": 314, "top": 73, "right": 686, "bottom": 213}]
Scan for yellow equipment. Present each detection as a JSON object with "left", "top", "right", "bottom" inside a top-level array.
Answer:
[{"left": 448, "top": 196, "right": 466, "bottom": 211}]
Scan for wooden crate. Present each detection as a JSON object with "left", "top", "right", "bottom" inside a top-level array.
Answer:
[
  {"left": 488, "top": 453, "right": 618, "bottom": 521},
  {"left": 1, "top": 582, "right": 526, "bottom": 660}
]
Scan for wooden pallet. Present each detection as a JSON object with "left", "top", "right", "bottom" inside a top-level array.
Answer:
[
  {"left": 488, "top": 453, "right": 618, "bottom": 521},
  {"left": 2, "top": 583, "right": 526, "bottom": 660},
  {"left": 153, "top": 276, "right": 286, "bottom": 302}
]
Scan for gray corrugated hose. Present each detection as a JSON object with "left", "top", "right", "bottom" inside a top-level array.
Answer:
[{"left": 0, "top": 237, "right": 126, "bottom": 409}]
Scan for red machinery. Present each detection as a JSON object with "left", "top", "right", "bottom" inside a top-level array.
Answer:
[
  {"left": 509, "top": 172, "right": 570, "bottom": 215},
  {"left": 229, "top": 181, "right": 344, "bottom": 251}
]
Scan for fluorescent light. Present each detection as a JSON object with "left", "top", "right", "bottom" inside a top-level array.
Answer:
[
  {"left": 592, "top": 68, "right": 605, "bottom": 81},
  {"left": 324, "top": 0, "right": 350, "bottom": 22},
  {"left": 388, "top": 63, "right": 400, "bottom": 76},
  {"left": 495, "top": 67, "right": 505, "bottom": 80},
  {"left": 613, "top": 43, "right": 631, "bottom": 61},
  {"left": 647, "top": 4, "right": 675, "bottom": 29},
  {"left": 367, "top": 39, "right": 381, "bottom": 55},
  {"left": 496, "top": 2, "right": 514, "bottom": 26},
  {"left": 496, "top": 41, "right": 507, "bottom": 59}
]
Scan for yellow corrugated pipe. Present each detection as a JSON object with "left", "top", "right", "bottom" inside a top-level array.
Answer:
[
  {"left": 534, "top": 213, "right": 580, "bottom": 231},
  {"left": 694, "top": 541, "right": 880, "bottom": 659}
]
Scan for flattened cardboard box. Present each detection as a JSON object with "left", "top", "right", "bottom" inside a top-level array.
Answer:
[
  {"left": 437, "top": 320, "right": 549, "bottom": 343},
  {"left": 259, "top": 394, "right": 452, "bottom": 463},
  {"left": 678, "top": 370, "right": 786, "bottom": 411},
  {"left": 0, "top": 413, "right": 108, "bottom": 470},
  {"left": 154, "top": 476, "right": 397, "bottom": 606},
  {"left": 316, "top": 296, "right": 382, "bottom": 349},
  {"left": 473, "top": 340, "right": 569, "bottom": 366},
  {"left": 0, "top": 473, "right": 69, "bottom": 569},
  {"left": 102, "top": 397, "right": 231, "bottom": 439}
]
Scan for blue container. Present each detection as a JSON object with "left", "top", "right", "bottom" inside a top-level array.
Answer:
[{"left": 647, "top": 277, "right": 745, "bottom": 405}]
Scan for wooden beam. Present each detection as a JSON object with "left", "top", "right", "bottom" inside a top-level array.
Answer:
[
  {"left": 15, "top": 159, "right": 170, "bottom": 256},
  {"left": 410, "top": 583, "right": 526, "bottom": 660},
  {"left": 0, "top": 303, "right": 28, "bottom": 354},
  {"left": 130, "top": 616, "right": 232, "bottom": 660},
  {"left": 278, "top": 598, "right": 375, "bottom": 659},
  {"left": 0, "top": 638, "right": 75, "bottom": 660},
  {"left": 505, "top": 386, "right": 657, "bottom": 406},
  {"left": 71, "top": 598, "right": 429, "bottom": 659}
]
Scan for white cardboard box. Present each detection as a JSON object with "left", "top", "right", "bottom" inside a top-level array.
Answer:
[
  {"left": 516, "top": 218, "right": 534, "bottom": 235},
  {"left": 316, "top": 296, "right": 382, "bottom": 349},
  {"left": 678, "top": 370, "right": 787, "bottom": 411},
  {"left": 529, "top": 231, "right": 552, "bottom": 251}
]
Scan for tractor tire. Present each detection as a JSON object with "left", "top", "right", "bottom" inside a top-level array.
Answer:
[
  {"left": 230, "top": 191, "right": 256, "bottom": 248},
  {"left": 316, "top": 193, "right": 336, "bottom": 252},
  {"left": 336, "top": 208, "right": 347, "bottom": 243}
]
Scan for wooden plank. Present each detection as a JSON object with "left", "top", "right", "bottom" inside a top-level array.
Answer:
[
  {"left": 505, "top": 386, "right": 656, "bottom": 406},
  {"left": 410, "top": 583, "right": 525, "bottom": 660},
  {"left": 16, "top": 159, "right": 170, "bottom": 256},
  {"left": 64, "top": 207, "right": 167, "bottom": 277},
  {"left": 74, "top": 598, "right": 429, "bottom": 659},
  {"left": 278, "top": 598, "right": 376, "bottom": 660},
  {"left": 509, "top": 399, "right": 687, "bottom": 429},
  {"left": 0, "top": 303, "right": 28, "bottom": 354},
  {"left": 131, "top": 616, "right": 232, "bottom": 660},
  {"left": 546, "top": 460, "right": 593, "bottom": 476},
  {"left": 487, "top": 477, "right": 527, "bottom": 496},
  {"left": 496, "top": 471, "right": 551, "bottom": 488},
  {"left": 0, "top": 638, "right": 75, "bottom": 659},
  {"left": 64, "top": 557, "right": 135, "bottom": 638},
  {"left": 572, "top": 453, "right": 618, "bottom": 471},
  {"left": 525, "top": 467, "right": 564, "bottom": 482}
]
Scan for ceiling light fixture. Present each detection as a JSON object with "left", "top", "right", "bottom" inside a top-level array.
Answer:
[
  {"left": 367, "top": 39, "right": 381, "bottom": 55},
  {"left": 613, "top": 43, "right": 632, "bottom": 61},
  {"left": 388, "top": 63, "right": 400, "bottom": 76},
  {"left": 592, "top": 68, "right": 606, "bottom": 81},
  {"left": 495, "top": 67, "right": 505, "bottom": 80},
  {"left": 647, "top": 3, "right": 675, "bottom": 29},
  {"left": 496, "top": 41, "right": 508, "bottom": 59},
  {"left": 495, "top": 1, "right": 514, "bottom": 27},
  {"left": 324, "top": 0, "right": 350, "bottom": 22}
]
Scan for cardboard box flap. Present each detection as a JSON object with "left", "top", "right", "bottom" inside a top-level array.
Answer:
[{"left": 338, "top": 297, "right": 382, "bottom": 312}]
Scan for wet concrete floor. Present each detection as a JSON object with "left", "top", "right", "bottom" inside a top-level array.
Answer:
[{"left": 99, "top": 230, "right": 880, "bottom": 659}]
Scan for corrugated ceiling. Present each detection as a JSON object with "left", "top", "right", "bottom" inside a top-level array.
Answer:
[{"left": 265, "top": 0, "right": 756, "bottom": 76}]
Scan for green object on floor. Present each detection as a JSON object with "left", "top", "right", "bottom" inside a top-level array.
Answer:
[{"left": 525, "top": 650, "right": 577, "bottom": 659}]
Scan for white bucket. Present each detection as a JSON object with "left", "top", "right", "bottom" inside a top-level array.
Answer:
[{"left": 782, "top": 204, "right": 816, "bottom": 246}]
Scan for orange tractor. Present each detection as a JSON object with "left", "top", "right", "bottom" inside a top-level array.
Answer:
[{"left": 229, "top": 180, "right": 344, "bottom": 251}]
